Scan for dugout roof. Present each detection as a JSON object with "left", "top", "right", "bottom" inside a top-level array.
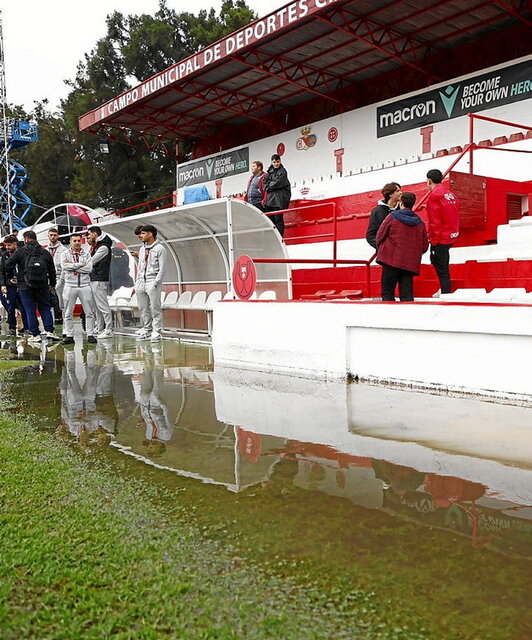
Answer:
[{"left": 79, "top": 0, "right": 532, "bottom": 157}]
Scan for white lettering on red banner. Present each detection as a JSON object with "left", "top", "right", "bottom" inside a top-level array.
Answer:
[{"left": 85, "top": 0, "right": 339, "bottom": 128}]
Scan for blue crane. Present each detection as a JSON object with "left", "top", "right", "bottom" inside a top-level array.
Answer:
[{"left": 0, "top": 119, "right": 38, "bottom": 231}]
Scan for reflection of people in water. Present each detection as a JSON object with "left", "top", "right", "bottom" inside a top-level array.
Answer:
[
  {"left": 137, "top": 346, "right": 173, "bottom": 456},
  {"left": 59, "top": 345, "right": 118, "bottom": 447}
]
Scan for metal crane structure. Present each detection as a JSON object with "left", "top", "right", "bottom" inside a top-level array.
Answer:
[{"left": 0, "top": 11, "right": 38, "bottom": 234}]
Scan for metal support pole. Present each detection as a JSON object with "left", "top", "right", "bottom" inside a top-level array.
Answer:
[{"left": 0, "top": 11, "right": 12, "bottom": 233}]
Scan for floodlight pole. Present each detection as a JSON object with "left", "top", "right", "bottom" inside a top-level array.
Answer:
[{"left": 0, "top": 11, "right": 12, "bottom": 234}]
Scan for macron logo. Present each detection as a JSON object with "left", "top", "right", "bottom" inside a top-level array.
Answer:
[{"left": 439, "top": 85, "right": 460, "bottom": 118}]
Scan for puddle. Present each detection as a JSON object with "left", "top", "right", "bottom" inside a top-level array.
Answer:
[{"left": 2, "top": 336, "right": 531, "bottom": 635}]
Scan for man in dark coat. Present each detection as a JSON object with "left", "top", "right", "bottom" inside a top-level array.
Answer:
[
  {"left": 0, "top": 235, "right": 29, "bottom": 336},
  {"left": 376, "top": 192, "right": 429, "bottom": 302},
  {"left": 5, "top": 230, "right": 59, "bottom": 343},
  {"left": 264, "top": 154, "right": 291, "bottom": 237},
  {"left": 366, "top": 182, "right": 402, "bottom": 250}
]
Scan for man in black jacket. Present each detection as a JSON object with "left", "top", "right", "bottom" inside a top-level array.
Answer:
[
  {"left": 5, "top": 230, "right": 59, "bottom": 344},
  {"left": 87, "top": 226, "right": 113, "bottom": 339},
  {"left": 264, "top": 154, "right": 291, "bottom": 238},
  {"left": 0, "top": 235, "right": 29, "bottom": 336},
  {"left": 366, "top": 182, "right": 402, "bottom": 250}
]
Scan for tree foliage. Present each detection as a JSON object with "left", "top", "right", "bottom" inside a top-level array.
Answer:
[{"left": 10, "top": 0, "right": 256, "bottom": 223}]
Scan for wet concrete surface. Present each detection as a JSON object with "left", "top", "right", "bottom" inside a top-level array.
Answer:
[{"left": 1, "top": 333, "right": 531, "bottom": 637}]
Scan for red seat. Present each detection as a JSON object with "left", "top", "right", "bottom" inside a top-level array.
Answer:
[
  {"left": 300, "top": 289, "right": 336, "bottom": 300},
  {"left": 509, "top": 132, "right": 524, "bottom": 142}
]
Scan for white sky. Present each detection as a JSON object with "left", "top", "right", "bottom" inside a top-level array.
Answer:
[{"left": 2, "top": 0, "right": 287, "bottom": 113}]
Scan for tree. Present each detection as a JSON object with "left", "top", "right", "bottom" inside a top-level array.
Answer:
[{"left": 14, "top": 0, "right": 257, "bottom": 216}]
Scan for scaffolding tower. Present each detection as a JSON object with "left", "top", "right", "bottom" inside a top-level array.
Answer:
[{"left": 0, "top": 11, "right": 38, "bottom": 234}]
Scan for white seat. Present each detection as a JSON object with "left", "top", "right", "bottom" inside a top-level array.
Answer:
[
  {"left": 258, "top": 290, "right": 277, "bottom": 300},
  {"left": 162, "top": 291, "right": 179, "bottom": 309},
  {"left": 116, "top": 292, "right": 137, "bottom": 310},
  {"left": 176, "top": 291, "right": 193, "bottom": 309},
  {"left": 188, "top": 291, "right": 207, "bottom": 310},
  {"left": 440, "top": 288, "right": 487, "bottom": 302},
  {"left": 205, "top": 291, "right": 222, "bottom": 310},
  {"left": 223, "top": 291, "right": 235, "bottom": 300},
  {"left": 484, "top": 287, "right": 527, "bottom": 302}
]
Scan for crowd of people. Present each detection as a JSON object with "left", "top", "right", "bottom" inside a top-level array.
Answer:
[
  {"left": 366, "top": 168, "right": 460, "bottom": 301},
  {"left": 0, "top": 165, "right": 459, "bottom": 340},
  {"left": 0, "top": 223, "right": 167, "bottom": 345}
]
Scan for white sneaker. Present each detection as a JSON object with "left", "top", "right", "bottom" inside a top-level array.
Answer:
[
  {"left": 43, "top": 331, "right": 61, "bottom": 341},
  {"left": 136, "top": 330, "right": 150, "bottom": 341},
  {"left": 97, "top": 328, "right": 114, "bottom": 339},
  {"left": 28, "top": 334, "right": 42, "bottom": 344},
  {"left": 135, "top": 328, "right": 146, "bottom": 336},
  {"left": 150, "top": 332, "right": 161, "bottom": 342}
]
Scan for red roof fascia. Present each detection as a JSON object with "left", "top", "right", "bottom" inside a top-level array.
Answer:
[{"left": 79, "top": 0, "right": 343, "bottom": 133}]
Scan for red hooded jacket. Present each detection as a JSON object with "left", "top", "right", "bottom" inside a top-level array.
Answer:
[
  {"left": 426, "top": 182, "right": 460, "bottom": 245},
  {"left": 376, "top": 209, "right": 429, "bottom": 274}
]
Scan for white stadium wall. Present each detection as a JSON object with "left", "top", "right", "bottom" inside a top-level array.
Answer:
[{"left": 175, "top": 55, "right": 531, "bottom": 203}]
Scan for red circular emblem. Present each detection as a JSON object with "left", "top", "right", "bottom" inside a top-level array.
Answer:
[
  {"left": 327, "top": 127, "right": 339, "bottom": 143},
  {"left": 232, "top": 255, "right": 257, "bottom": 300},
  {"left": 276, "top": 142, "right": 285, "bottom": 156}
]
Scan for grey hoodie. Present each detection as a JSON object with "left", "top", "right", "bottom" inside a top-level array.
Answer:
[{"left": 136, "top": 240, "right": 167, "bottom": 286}]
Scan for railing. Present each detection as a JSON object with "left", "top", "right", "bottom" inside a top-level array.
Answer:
[
  {"left": 106, "top": 194, "right": 174, "bottom": 218},
  {"left": 264, "top": 201, "right": 339, "bottom": 261},
  {"left": 252, "top": 256, "right": 376, "bottom": 298},
  {"left": 414, "top": 113, "right": 532, "bottom": 212}
]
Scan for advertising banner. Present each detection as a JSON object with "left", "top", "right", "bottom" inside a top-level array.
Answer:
[
  {"left": 376, "top": 60, "right": 531, "bottom": 138},
  {"left": 178, "top": 147, "right": 249, "bottom": 187}
]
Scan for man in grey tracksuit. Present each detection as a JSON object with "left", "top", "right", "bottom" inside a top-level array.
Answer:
[
  {"left": 136, "top": 225, "right": 167, "bottom": 342},
  {"left": 46, "top": 227, "right": 68, "bottom": 323},
  {"left": 60, "top": 233, "right": 96, "bottom": 344},
  {"left": 87, "top": 226, "right": 113, "bottom": 339}
]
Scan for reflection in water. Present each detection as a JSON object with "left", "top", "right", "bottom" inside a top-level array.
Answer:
[{"left": 7, "top": 338, "right": 532, "bottom": 560}]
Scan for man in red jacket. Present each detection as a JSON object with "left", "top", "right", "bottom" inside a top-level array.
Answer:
[
  {"left": 426, "top": 169, "right": 460, "bottom": 294},
  {"left": 376, "top": 192, "right": 429, "bottom": 301}
]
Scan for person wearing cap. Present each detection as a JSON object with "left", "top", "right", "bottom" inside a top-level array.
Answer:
[{"left": 264, "top": 154, "right": 291, "bottom": 237}]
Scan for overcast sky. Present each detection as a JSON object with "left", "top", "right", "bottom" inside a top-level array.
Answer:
[{"left": 2, "top": 0, "right": 287, "bottom": 113}]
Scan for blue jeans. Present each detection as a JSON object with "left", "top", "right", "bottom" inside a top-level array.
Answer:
[
  {"left": 18, "top": 287, "right": 54, "bottom": 336},
  {"left": 0, "top": 285, "right": 26, "bottom": 330}
]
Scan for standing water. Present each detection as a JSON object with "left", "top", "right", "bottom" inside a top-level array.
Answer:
[{"left": 2, "top": 336, "right": 531, "bottom": 638}]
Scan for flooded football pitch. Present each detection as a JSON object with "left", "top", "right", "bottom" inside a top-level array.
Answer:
[{"left": 2, "top": 336, "right": 531, "bottom": 638}]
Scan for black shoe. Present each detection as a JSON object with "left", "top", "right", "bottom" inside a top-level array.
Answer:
[
  {"left": 9, "top": 329, "right": 16, "bottom": 336},
  {"left": 87, "top": 335, "right": 97, "bottom": 344},
  {"left": 62, "top": 336, "right": 75, "bottom": 345}
]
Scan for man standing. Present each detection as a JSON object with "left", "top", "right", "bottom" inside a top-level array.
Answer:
[
  {"left": 264, "top": 154, "right": 291, "bottom": 237},
  {"left": 86, "top": 226, "right": 114, "bottom": 339},
  {"left": 366, "top": 182, "right": 402, "bottom": 250},
  {"left": 136, "top": 225, "right": 167, "bottom": 343},
  {"left": 46, "top": 227, "right": 67, "bottom": 325},
  {"left": 0, "top": 235, "right": 29, "bottom": 336},
  {"left": 5, "top": 230, "right": 59, "bottom": 344},
  {"left": 61, "top": 233, "right": 96, "bottom": 345},
  {"left": 244, "top": 161, "right": 267, "bottom": 211},
  {"left": 425, "top": 169, "right": 460, "bottom": 294}
]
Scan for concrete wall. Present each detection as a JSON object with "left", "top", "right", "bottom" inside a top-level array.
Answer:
[{"left": 212, "top": 300, "right": 532, "bottom": 399}]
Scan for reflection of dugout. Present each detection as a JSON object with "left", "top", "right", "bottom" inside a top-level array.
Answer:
[
  {"left": 139, "top": 367, "right": 173, "bottom": 443},
  {"left": 60, "top": 349, "right": 117, "bottom": 436}
]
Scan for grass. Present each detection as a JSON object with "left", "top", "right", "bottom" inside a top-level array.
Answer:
[
  {"left": 0, "top": 359, "right": 530, "bottom": 640},
  {"left": 0, "top": 363, "right": 432, "bottom": 640}
]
